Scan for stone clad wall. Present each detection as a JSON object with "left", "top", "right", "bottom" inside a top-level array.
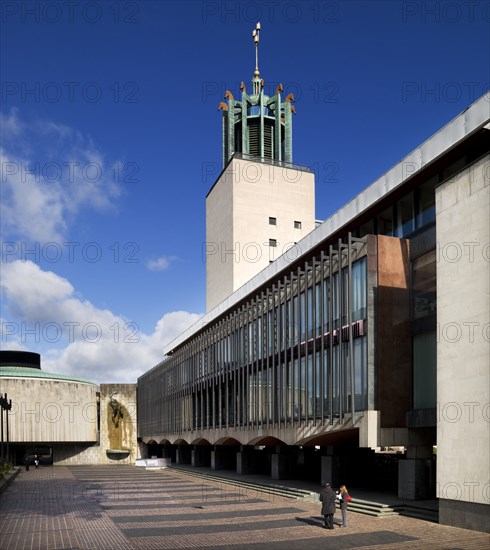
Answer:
[
  {"left": 436, "top": 154, "right": 490, "bottom": 531},
  {"left": 1, "top": 377, "right": 144, "bottom": 465},
  {"left": 53, "top": 383, "right": 143, "bottom": 465},
  {"left": 0, "top": 378, "right": 97, "bottom": 443}
]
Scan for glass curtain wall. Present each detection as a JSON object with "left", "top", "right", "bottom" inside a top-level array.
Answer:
[{"left": 143, "top": 238, "right": 369, "bottom": 435}]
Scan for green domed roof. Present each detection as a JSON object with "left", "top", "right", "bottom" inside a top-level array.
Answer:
[{"left": 0, "top": 366, "right": 96, "bottom": 385}]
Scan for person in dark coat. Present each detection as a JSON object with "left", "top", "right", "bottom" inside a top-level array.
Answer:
[{"left": 319, "top": 481, "right": 336, "bottom": 529}]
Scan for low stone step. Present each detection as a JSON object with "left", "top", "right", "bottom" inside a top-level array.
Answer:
[
  {"left": 359, "top": 509, "right": 399, "bottom": 516},
  {"left": 399, "top": 508, "right": 438, "bottom": 522},
  {"left": 167, "top": 467, "right": 439, "bottom": 523},
  {"left": 169, "top": 467, "right": 306, "bottom": 499}
]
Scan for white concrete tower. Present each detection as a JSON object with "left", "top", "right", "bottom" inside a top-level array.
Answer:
[{"left": 205, "top": 23, "right": 315, "bottom": 311}]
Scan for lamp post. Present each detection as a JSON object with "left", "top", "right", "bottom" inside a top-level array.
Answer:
[
  {"left": 0, "top": 394, "right": 5, "bottom": 461},
  {"left": 0, "top": 393, "right": 12, "bottom": 463},
  {"left": 0, "top": 398, "right": 3, "bottom": 462},
  {"left": 6, "top": 397, "right": 11, "bottom": 463}
]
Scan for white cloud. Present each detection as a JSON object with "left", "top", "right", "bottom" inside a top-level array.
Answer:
[
  {"left": 0, "top": 111, "right": 202, "bottom": 384},
  {"left": 0, "top": 109, "right": 124, "bottom": 244},
  {"left": 150, "top": 311, "right": 203, "bottom": 346},
  {"left": 1, "top": 261, "right": 202, "bottom": 383},
  {"left": 0, "top": 148, "right": 68, "bottom": 243},
  {"left": 1, "top": 260, "right": 73, "bottom": 321},
  {"left": 146, "top": 256, "right": 177, "bottom": 271},
  {"left": 1, "top": 107, "right": 23, "bottom": 136},
  {"left": 0, "top": 316, "right": 26, "bottom": 352}
]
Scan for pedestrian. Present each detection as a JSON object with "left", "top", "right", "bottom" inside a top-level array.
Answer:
[
  {"left": 34, "top": 454, "right": 39, "bottom": 469},
  {"left": 319, "top": 481, "right": 336, "bottom": 529},
  {"left": 25, "top": 456, "right": 30, "bottom": 471},
  {"left": 338, "top": 484, "right": 350, "bottom": 527}
]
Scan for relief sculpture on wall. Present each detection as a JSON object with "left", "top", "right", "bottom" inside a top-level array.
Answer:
[{"left": 109, "top": 392, "right": 124, "bottom": 428}]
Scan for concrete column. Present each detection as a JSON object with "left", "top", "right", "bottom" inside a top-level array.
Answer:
[
  {"left": 211, "top": 448, "right": 225, "bottom": 470},
  {"left": 399, "top": 440, "right": 435, "bottom": 499},
  {"left": 321, "top": 455, "right": 340, "bottom": 487},
  {"left": 271, "top": 453, "right": 288, "bottom": 480},
  {"left": 398, "top": 458, "right": 432, "bottom": 500},
  {"left": 191, "top": 447, "right": 202, "bottom": 467},
  {"left": 175, "top": 447, "right": 184, "bottom": 465},
  {"left": 176, "top": 446, "right": 191, "bottom": 465},
  {"left": 139, "top": 443, "right": 149, "bottom": 459},
  {"left": 236, "top": 450, "right": 254, "bottom": 474},
  {"left": 163, "top": 446, "right": 176, "bottom": 463}
]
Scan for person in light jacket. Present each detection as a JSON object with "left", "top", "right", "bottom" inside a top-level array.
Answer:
[
  {"left": 319, "top": 482, "right": 336, "bottom": 529},
  {"left": 338, "top": 484, "right": 350, "bottom": 527}
]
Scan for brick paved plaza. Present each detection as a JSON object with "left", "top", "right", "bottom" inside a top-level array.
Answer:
[{"left": 0, "top": 466, "right": 489, "bottom": 550}]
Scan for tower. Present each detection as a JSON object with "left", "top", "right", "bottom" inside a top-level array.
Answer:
[
  {"left": 205, "top": 24, "right": 315, "bottom": 311},
  {"left": 218, "top": 23, "right": 295, "bottom": 167}
]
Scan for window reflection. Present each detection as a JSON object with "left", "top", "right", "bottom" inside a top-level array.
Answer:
[
  {"left": 412, "top": 250, "right": 436, "bottom": 319},
  {"left": 377, "top": 206, "right": 394, "bottom": 236},
  {"left": 417, "top": 178, "right": 436, "bottom": 227},
  {"left": 397, "top": 192, "right": 415, "bottom": 236}
]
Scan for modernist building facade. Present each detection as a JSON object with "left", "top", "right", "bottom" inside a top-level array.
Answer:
[{"left": 138, "top": 92, "right": 489, "bottom": 532}]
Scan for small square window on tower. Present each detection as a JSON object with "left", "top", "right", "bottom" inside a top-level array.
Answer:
[
  {"left": 269, "top": 217, "right": 277, "bottom": 225},
  {"left": 269, "top": 239, "right": 277, "bottom": 247},
  {"left": 294, "top": 220, "right": 302, "bottom": 229}
]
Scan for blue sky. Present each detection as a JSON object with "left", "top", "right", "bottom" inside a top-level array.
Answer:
[{"left": 1, "top": 0, "right": 489, "bottom": 383}]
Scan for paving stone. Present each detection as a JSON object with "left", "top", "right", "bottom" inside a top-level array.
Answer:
[
  {"left": 0, "top": 465, "right": 488, "bottom": 550},
  {"left": 111, "top": 506, "right": 304, "bottom": 523}
]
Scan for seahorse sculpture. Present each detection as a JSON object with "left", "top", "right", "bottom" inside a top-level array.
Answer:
[
  {"left": 224, "top": 90, "right": 234, "bottom": 102},
  {"left": 275, "top": 83, "right": 283, "bottom": 95},
  {"left": 218, "top": 101, "right": 228, "bottom": 111},
  {"left": 285, "top": 93, "right": 296, "bottom": 114},
  {"left": 109, "top": 392, "right": 124, "bottom": 428},
  {"left": 240, "top": 81, "right": 246, "bottom": 93}
]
